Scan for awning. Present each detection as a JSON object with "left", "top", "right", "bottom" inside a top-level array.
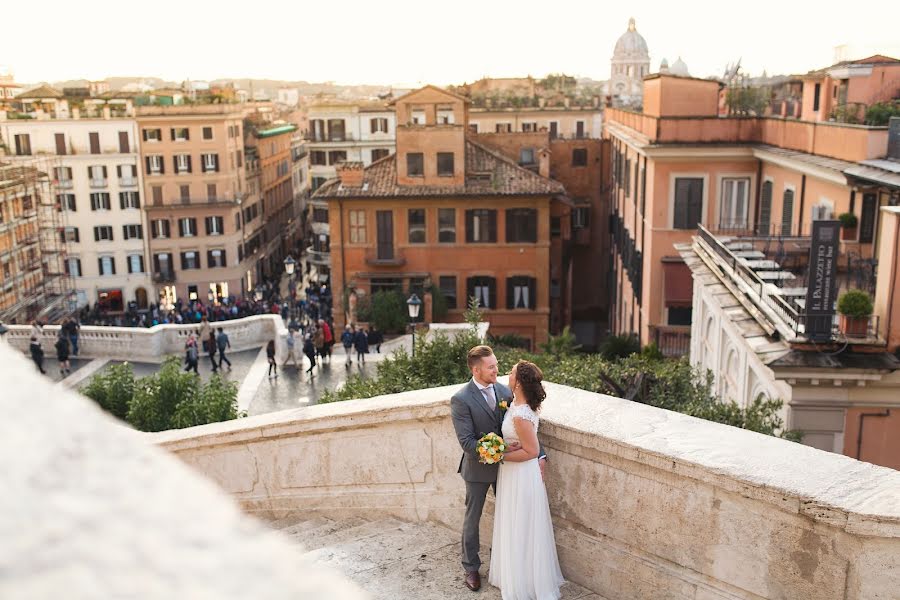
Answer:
[
  {"left": 663, "top": 260, "right": 693, "bottom": 307},
  {"left": 844, "top": 163, "right": 900, "bottom": 189}
]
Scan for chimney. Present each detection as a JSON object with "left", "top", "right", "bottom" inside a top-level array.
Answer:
[
  {"left": 337, "top": 161, "right": 364, "bottom": 188},
  {"left": 538, "top": 148, "right": 551, "bottom": 179},
  {"left": 888, "top": 117, "right": 900, "bottom": 160}
]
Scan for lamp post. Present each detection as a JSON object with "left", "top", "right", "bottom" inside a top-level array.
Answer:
[
  {"left": 283, "top": 255, "right": 297, "bottom": 320},
  {"left": 253, "top": 287, "right": 263, "bottom": 303},
  {"left": 406, "top": 293, "right": 422, "bottom": 357}
]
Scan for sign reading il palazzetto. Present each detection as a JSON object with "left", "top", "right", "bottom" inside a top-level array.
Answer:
[{"left": 803, "top": 220, "right": 840, "bottom": 342}]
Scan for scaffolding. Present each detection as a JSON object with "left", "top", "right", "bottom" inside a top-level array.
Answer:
[{"left": 0, "top": 153, "right": 74, "bottom": 324}]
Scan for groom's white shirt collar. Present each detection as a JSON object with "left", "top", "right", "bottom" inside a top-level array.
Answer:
[{"left": 471, "top": 377, "right": 493, "bottom": 392}]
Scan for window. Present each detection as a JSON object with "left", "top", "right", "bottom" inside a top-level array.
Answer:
[
  {"left": 407, "top": 153, "right": 424, "bottom": 177},
  {"left": 438, "top": 208, "right": 456, "bottom": 243},
  {"left": 54, "top": 166, "right": 73, "bottom": 186},
  {"left": 89, "top": 165, "right": 108, "bottom": 186},
  {"left": 758, "top": 181, "right": 773, "bottom": 235},
  {"left": 411, "top": 110, "right": 425, "bottom": 125},
  {"left": 519, "top": 148, "right": 535, "bottom": 165},
  {"left": 207, "top": 184, "right": 217, "bottom": 201},
  {"left": 62, "top": 227, "right": 80, "bottom": 243},
  {"left": 175, "top": 153, "right": 192, "bottom": 174},
  {"left": 93, "top": 226, "right": 114, "bottom": 242},
  {"left": 207, "top": 249, "right": 227, "bottom": 268},
  {"left": 311, "top": 177, "right": 328, "bottom": 192},
  {"left": 146, "top": 155, "right": 164, "bottom": 174},
  {"left": 89, "top": 132, "right": 100, "bottom": 154},
  {"left": 327, "top": 119, "right": 345, "bottom": 141},
  {"left": 152, "top": 186, "right": 163, "bottom": 206},
  {"left": 813, "top": 83, "right": 821, "bottom": 112},
  {"left": 549, "top": 122, "right": 558, "bottom": 139},
  {"left": 66, "top": 258, "right": 82, "bottom": 277},
  {"left": 153, "top": 253, "right": 172, "bottom": 275},
  {"left": 313, "top": 207, "right": 329, "bottom": 223},
  {"left": 311, "top": 151, "right": 327, "bottom": 166},
  {"left": 468, "top": 123, "right": 479, "bottom": 134},
  {"left": 521, "top": 122, "right": 537, "bottom": 133},
  {"left": 202, "top": 126, "right": 213, "bottom": 140},
  {"left": 180, "top": 185, "right": 190, "bottom": 202},
  {"left": 119, "top": 191, "right": 140, "bottom": 209},
  {"left": 437, "top": 107, "right": 454, "bottom": 124},
  {"left": 14, "top": 134, "right": 31, "bottom": 156},
  {"left": 371, "top": 148, "right": 390, "bottom": 162},
  {"left": 122, "top": 224, "right": 143, "bottom": 240},
  {"left": 572, "top": 207, "right": 589, "bottom": 230},
  {"left": 719, "top": 178, "right": 750, "bottom": 229},
  {"left": 328, "top": 150, "right": 347, "bottom": 165},
  {"left": 151, "top": 219, "right": 170, "bottom": 239},
  {"left": 811, "top": 199, "right": 833, "bottom": 221},
  {"left": 466, "top": 276, "right": 496, "bottom": 309},
  {"left": 575, "top": 121, "right": 586, "bottom": 138},
  {"left": 98, "top": 256, "right": 116, "bottom": 276},
  {"left": 118, "top": 131, "right": 130, "bottom": 153},
  {"left": 205, "top": 216, "right": 224, "bottom": 235},
  {"left": 668, "top": 307, "right": 693, "bottom": 326},
  {"left": 349, "top": 209, "right": 367, "bottom": 243},
  {"left": 142, "top": 128, "right": 162, "bottom": 142},
  {"left": 128, "top": 254, "right": 144, "bottom": 274},
  {"left": 572, "top": 148, "right": 588, "bottom": 167},
  {"left": 673, "top": 177, "right": 704, "bottom": 230},
  {"left": 466, "top": 209, "right": 497, "bottom": 243},
  {"left": 178, "top": 217, "right": 197, "bottom": 237},
  {"left": 781, "top": 188, "right": 795, "bottom": 236},
  {"left": 436, "top": 152, "right": 455, "bottom": 177},
  {"left": 439, "top": 276, "right": 457, "bottom": 309},
  {"left": 495, "top": 123, "right": 512, "bottom": 133},
  {"left": 58, "top": 194, "right": 76, "bottom": 211},
  {"left": 90, "top": 193, "right": 111, "bottom": 211},
  {"left": 408, "top": 209, "right": 426, "bottom": 243},
  {"left": 181, "top": 251, "right": 200, "bottom": 270},
  {"left": 624, "top": 158, "right": 631, "bottom": 196},
  {"left": 370, "top": 117, "right": 389, "bottom": 133},
  {"left": 860, "top": 193, "right": 877, "bottom": 244},
  {"left": 236, "top": 150, "right": 243, "bottom": 168},
  {"left": 551, "top": 216, "right": 561, "bottom": 237},
  {"left": 507, "top": 276, "right": 536, "bottom": 310},
  {"left": 235, "top": 212, "right": 242, "bottom": 231},
  {"left": 506, "top": 208, "right": 538, "bottom": 243},
  {"left": 117, "top": 164, "right": 137, "bottom": 184},
  {"left": 202, "top": 153, "right": 219, "bottom": 172},
  {"left": 171, "top": 127, "right": 190, "bottom": 141}
]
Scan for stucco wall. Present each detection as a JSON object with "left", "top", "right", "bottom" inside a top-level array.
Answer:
[{"left": 153, "top": 379, "right": 900, "bottom": 600}]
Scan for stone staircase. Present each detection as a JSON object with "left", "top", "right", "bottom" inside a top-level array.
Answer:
[{"left": 265, "top": 514, "right": 604, "bottom": 599}]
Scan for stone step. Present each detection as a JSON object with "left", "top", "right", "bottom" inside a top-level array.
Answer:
[{"left": 281, "top": 516, "right": 374, "bottom": 550}]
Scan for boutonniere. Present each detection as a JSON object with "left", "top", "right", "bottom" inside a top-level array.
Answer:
[{"left": 498, "top": 400, "right": 509, "bottom": 413}]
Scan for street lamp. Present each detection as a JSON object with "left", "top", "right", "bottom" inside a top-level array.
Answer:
[
  {"left": 283, "top": 255, "right": 296, "bottom": 276},
  {"left": 253, "top": 287, "right": 263, "bottom": 302},
  {"left": 283, "top": 255, "right": 297, "bottom": 320},
  {"left": 406, "top": 293, "right": 422, "bottom": 357}
]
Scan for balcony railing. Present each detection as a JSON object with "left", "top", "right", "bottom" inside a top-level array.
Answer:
[
  {"left": 118, "top": 177, "right": 138, "bottom": 187},
  {"left": 651, "top": 325, "right": 691, "bottom": 358},
  {"left": 365, "top": 248, "right": 405, "bottom": 267},
  {"left": 90, "top": 178, "right": 107, "bottom": 188},
  {"left": 305, "top": 246, "right": 331, "bottom": 266},
  {"left": 56, "top": 179, "right": 74, "bottom": 189},
  {"left": 152, "top": 270, "right": 176, "bottom": 283}
]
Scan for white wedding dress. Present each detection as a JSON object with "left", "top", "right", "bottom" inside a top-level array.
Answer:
[{"left": 489, "top": 402, "right": 564, "bottom": 600}]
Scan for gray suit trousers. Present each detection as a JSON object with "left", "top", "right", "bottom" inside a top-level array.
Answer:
[{"left": 462, "top": 480, "right": 495, "bottom": 572}]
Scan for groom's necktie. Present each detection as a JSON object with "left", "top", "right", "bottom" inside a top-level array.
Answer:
[{"left": 481, "top": 385, "right": 496, "bottom": 411}]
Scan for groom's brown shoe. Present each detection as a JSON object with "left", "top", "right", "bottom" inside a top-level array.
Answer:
[{"left": 464, "top": 570, "right": 481, "bottom": 591}]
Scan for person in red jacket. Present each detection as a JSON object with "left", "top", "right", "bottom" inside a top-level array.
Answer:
[{"left": 319, "top": 319, "right": 333, "bottom": 362}]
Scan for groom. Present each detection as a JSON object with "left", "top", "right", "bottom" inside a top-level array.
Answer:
[{"left": 450, "top": 345, "right": 546, "bottom": 591}]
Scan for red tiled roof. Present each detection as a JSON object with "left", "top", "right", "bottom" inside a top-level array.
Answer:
[{"left": 313, "top": 139, "right": 565, "bottom": 199}]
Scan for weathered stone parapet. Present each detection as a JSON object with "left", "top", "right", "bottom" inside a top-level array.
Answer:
[
  {"left": 5, "top": 314, "right": 288, "bottom": 362},
  {"left": 154, "top": 380, "right": 900, "bottom": 599}
]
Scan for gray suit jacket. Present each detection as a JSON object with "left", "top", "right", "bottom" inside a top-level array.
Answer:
[{"left": 450, "top": 380, "right": 510, "bottom": 483}]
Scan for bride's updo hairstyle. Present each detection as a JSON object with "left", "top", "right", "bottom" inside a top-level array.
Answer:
[{"left": 514, "top": 360, "right": 546, "bottom": 412}]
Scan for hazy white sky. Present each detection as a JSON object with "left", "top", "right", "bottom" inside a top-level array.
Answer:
[{"left": 3, "top": 0, "right": 899, "bottom": 85}]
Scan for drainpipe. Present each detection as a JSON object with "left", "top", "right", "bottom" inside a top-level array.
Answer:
[
  {"left": 798, "top": 175, "right": 807, "bottom": 236},
  {"left": 856, "top": 409, "right": 891, "bottom": 460},
  {"left": 338, "top": 198, "right": 347, "bottom": 325},
  {"left": 754, "top": 160, "right": 762, "bottom": 232}
]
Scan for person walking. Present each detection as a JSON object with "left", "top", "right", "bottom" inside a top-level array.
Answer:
[
  {"left": 198, "top": 316, "right": 211, "bottom": 354},
  {"left": 216, "top": 327, "right": 232, "bottom": 369},
  {"left": 369, "top": 326, "right": 383, "bottom": 354},
  {"left": 55, "top": 332, "right": 71, "bottom": 376},
  {"left": 354, "top": 327, "right": 370, "bottom": 364},
  {"left": 302, "top": 334, "right": 317, "bottom": 378},
  {"left": 284, "top": 327, "right": 301, "bottom": 369},
  {"left": 64, "top": 317, "right": 81, "bottom": 356},
  {"left": 29, "top": 336, "right": 46, "bottom": 375},
  {"left": 320, "top": 319, "right": 334, "bottom": 363},
  {"left": 184, "top": 332, "right": 199, "bottom": 375},
  {"left": 207, "top": 330, "right": 219, "bottom": 373},
  {"left": 266, "top": 339, "right": 278, "bottom": 378},
  {"left": 314, "top": 325, "right": 326, "bottom": 366},
  {"left": 341, "top": 324, "right": 355, "bottom": 367}
]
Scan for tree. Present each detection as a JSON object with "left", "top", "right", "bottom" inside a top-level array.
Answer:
[
  {"left": 367, "top": 290, "right": 408, "bottom": 333},
  {"left": 864, "top": 102, "right": 900, "bottom": 126},
  {"left": 725, "top": 86, "right": 769, "bottom": 116},
  {"left": 430, "top": 284, "right": 448, "bottom": 321},
  {"left": 81, "top": 361, "right": 135, "bottom": 421}
]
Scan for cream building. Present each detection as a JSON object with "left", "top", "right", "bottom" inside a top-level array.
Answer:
[
  {"left": 609, "top": 17, "right": 651, "bottom": 105},
  {"left": 467, "top": 106, "right": 602, "bottom": 139},
  {"left": 307, "top": 99, "right": 395, "bottom": 192},
  {"left": 1, "top": 93, "right": 150, "bottom": 311}
]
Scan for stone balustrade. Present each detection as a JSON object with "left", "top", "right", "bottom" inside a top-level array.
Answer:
[
  {"left": 153, "top": 380, "right": 900, "bottom": 600},
  {"left": 4, "top": 314, "right": 288, "bottom": 362}
]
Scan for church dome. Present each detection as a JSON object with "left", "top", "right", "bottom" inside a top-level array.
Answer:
[
  {"left": 670, "top": 56, "right": 690, "bottom": 77},
  {"left": 613, "top": 18, "right": 649, "bottom": 59},
  {"left": 659, "top": 58, "right": 669, "bottom": 73}
]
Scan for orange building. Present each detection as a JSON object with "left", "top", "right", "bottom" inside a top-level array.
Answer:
[{"left": 314, "top": 85, "right": 564, "bottom": 348}]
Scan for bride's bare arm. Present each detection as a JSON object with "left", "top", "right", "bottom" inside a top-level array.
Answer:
[{"left": 503, "top": 417, "right": 540, "bottom": 462}]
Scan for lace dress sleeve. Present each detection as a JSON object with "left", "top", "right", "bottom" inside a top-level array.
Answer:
[{"left": 510, "top": 404, "right": 539, "bottom": 428}]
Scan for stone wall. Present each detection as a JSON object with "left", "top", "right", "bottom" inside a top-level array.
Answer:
[
  {"left": 5, "top": 314, "right": 288, "bottom": 362},
  {"left": 153, "top": 380, "right": 900, "bottom": 600}
]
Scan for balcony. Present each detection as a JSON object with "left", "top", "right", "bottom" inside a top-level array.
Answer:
[
  {"left": 90, "top": 178, "right": 107, "bottom": 189},
  {"left": 651, "top": 325, "right": 691, "bottom": 357},
  {"left": 56, "top": 179, "right": 74, "bottom": 190},
  {"left": 365, "top": 248, "right": 405, "bottom": 267},
  {"left": 118, "top": 177, "right": 138, "bottom": 188},
  {"left": 305, "top": 246, "right": 331, "bottom": 266},
  {"left": 153, "top": 270, "right": 176, "bottom": 283}
]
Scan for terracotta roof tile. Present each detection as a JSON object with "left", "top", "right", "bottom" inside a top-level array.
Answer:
[{"left": 314, "top": 139, "right": 564, "bottom": 199}]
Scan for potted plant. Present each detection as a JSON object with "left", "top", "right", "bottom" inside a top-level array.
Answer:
[
  {"left": 837, "top": 289, "right": 873, "bottom": 337},
  {"left": 838, "top": 212, "right": 858, "bottom": 241}
]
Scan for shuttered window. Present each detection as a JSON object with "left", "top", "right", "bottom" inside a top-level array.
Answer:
[
  {"left": 673, "top": 178, "right": 703, "bottom": 230},
  {"left": 506, "top": 209, "right": 537, "bottom": 243},
  {"left": 781, "top": 189, "right": 795, "bottom": 236},
  {"left": 506, "top": 276, "right": 537, "bottom": 310},
  {"left": 465, "top": 209, "right": 497, "bottom": 243},
  {"left": 758, "top": 181, "right": 773, "bottom": 235},
  {"left": 466, "top": 276, "right": 496, "bottom": 310}
]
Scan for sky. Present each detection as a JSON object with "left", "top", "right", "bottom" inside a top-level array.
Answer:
[{"left": 3, "top": 0, "right": 900, "bottom": 86}]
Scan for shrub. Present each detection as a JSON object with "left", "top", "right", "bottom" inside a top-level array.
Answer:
[
  {"left": 837, "top": 289, "right": 873, "bottom": 317},
  {"left": 81, "top": 361, "right": 135, "bottom": 420},
  {"left": 598, "top": 333, "right": 640, "bottom": 360},
  {"left": 838, "top": 212, "right": 858, "bottom": 228},
  {"left": 368, "top": 290, "right": 408, "bottom": 333},
  {"left": 489, "top": 333, "right": 531, "bottom": 350},
  {"left": 864, "top": 102, "right": 900, "bottom": 126}
]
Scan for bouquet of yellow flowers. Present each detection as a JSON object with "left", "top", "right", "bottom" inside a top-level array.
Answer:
[{"left": 477, "top": 432, "right": 509, "bottom": 465}]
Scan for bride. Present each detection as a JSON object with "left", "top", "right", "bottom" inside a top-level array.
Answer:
[{"left": 489, "top": 360, "right": 564, "bottom": 599}]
